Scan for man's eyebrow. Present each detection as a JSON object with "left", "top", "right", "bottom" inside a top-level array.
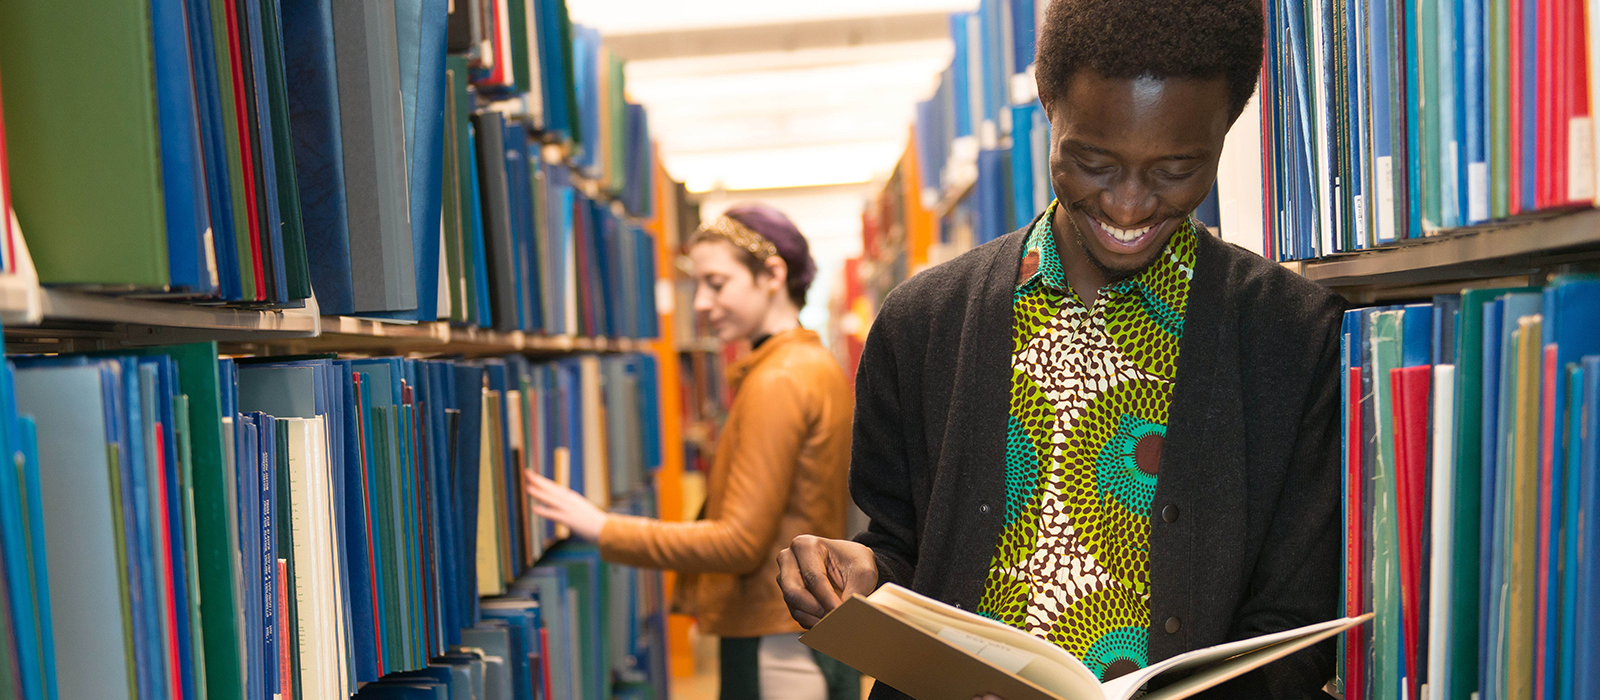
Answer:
[{"left": 1063, "top": 139, "right": 1205, "bottom": 161}]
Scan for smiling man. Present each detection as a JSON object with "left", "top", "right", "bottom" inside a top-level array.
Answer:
[{"left": 776, "top": 0, "right": 1347, "bottom": 698}]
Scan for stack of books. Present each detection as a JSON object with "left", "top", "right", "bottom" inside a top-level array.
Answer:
[
  {"left": 1340, "top": 278, "right": 1600, "bottom": 700},
  {"left": 0, "top": 340, "right": 668, "bottom": 700}
]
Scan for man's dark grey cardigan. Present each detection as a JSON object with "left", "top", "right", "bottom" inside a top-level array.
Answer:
[{"left": 849, "top": 220, "right": 1347, "bottom": 699}]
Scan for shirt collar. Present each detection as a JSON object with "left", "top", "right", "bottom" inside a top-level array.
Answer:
[{"left": 1018, "top": 200, "right": 1198, "bottom": 300}]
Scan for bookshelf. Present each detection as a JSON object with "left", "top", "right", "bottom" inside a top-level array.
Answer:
[{"left": 0, "top": 1, "right": 698, "bottom": 699}]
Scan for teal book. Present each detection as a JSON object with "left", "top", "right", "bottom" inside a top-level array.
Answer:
[{"left": 1367, "top": 309, "right": 1404, "bottom": 700}]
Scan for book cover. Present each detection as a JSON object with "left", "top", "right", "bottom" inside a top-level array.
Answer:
[{"left": 0, "top": 0, "right": 169, "bottom": 288}]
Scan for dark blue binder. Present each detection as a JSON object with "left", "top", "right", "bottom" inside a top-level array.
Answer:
[
  {"left": 153, "top": 0, "right": 216, "bottom": 295},
  {"left": 281, "top": 0, "right": 355, "bottom": 313}
]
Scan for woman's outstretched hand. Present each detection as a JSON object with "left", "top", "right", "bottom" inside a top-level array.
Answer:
[
  {"left": 524, "top": 470, "right": 608, "bottom": 542},
  {"left": 775, "top": 535, "right": 879, "bottom": 628}
]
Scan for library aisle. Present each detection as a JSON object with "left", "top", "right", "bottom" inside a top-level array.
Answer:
[{"left": 4, "top": 0, "right": 1600, "bottom": 699}]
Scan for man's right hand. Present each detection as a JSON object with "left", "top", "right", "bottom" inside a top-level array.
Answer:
[{"left": 776, "top": 535, "right": 879, "bottom": 628}]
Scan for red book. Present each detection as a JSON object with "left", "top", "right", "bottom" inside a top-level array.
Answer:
[
  {"left": 1345, "top": 366, "right": 1364, "bottom": 700},
  {"left": 539, "top": 627, "right": 553, "bottom": 700},
  {"left": 1391, "top": 366, "right": 1431, "bottom": 700},
  {"left": 223, "top": 0, "right": 265, "bottom": 300},
  {"left": 1551, "top": 0, "right": 1593, "bottom": 204},
  {"left": 1510, "top": 0, "right": 1525, "bottom": 214},
  {"left": 1258, "top": 54, "right": 1276, "bottom": 261},
  {"left": 278, "top": 559, "right": 292, "bottom": 700},
  {"left": 1534, "top": 344, "right": 1558, "bottom": 700},
  {"left": 151, "top": 424, "right": 185, "bottom": 700}
]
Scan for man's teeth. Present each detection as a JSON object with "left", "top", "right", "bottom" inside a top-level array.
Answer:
[{"left": 1099, "top": 221, "right": 1152, "bottom": 243}]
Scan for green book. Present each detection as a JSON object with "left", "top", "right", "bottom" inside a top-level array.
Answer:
[
  {"left": 1368, "top": 309, "right": 1403, "bottom": 700},
  {"left": 0, "top": 0, "right": 168, "bottom": 287},
  {"left": 258, "top": 0, "right": 310, "bottom": 300},
  {"left": 1489, "top": 0, "right": 1510, "bottom": 219},
  {"left": 507, "top": 0, "right": 533, "bottom": 95},
  {"left": 1449, "top": 286, "right": 1537, "bottom": 699},
  {"left": 1507, "top": 315, "right": 1542, "bottom": 698},
  {"left": 448, "top": 55, "right": 480, "bottom": 326},
  {"left": 1418, "top": 0, "right": 1442, "bottom": 231},
  {"left": 371, "top": 406, "right": 401, "bottom": 673},
  {"left": 442, "top": 63, "right": 468, "bottom": 324},
  {"left": 211, "top": 0, "right": 258, "bottom": 301}
]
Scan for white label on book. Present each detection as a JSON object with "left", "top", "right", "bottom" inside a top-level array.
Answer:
[
  {"left": 1569, "top": 116, "right": 1595, "bottom": 201},
  {"left": 1010, "top": 72, "right": 1038, "bottom": 106},
  {"left": 936, "top": 627, "right": 1040, "bottom": 674},
  {"left": 1353, "top": 194, "right": 1367, "bottom": 248},
  {"left": 1469, "top": 162, "right": 1490, "bottom": 223},
  {"left": 1376, "top": 156, "right": 1397, "bottom": 242}
]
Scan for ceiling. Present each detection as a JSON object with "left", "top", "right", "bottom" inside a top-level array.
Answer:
[
  {"left": 563, "top": 1, "right": 976, "bottom": 330},
  {"left": 565, "top": 0, "right": 974, "bottom": 193}
]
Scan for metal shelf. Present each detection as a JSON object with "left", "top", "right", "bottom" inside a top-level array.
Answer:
[{"left": 1296, "top": 207, "right": 1600, "bottom": 301}]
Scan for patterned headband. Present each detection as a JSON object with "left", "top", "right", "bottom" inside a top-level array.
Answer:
[{"left": 696, "top": 216, "right": 779, "bottom": 261}]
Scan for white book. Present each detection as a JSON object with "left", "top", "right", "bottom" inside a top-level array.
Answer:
[
  {"left": 1426, "top": 365, "right": 1457, "bottom": 700},
  {"left": 802, "top": 583, "right": 1371, "bottom": 700}
]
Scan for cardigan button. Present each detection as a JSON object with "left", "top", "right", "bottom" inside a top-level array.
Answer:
[
  {"left": 979, "top": 502, "right": 991, "bottom": 514},
  {"left": 1162, "top": 504, "right": 1179, "bottom": 523},
  {"left": 1165, "top": 616, "right": 1181, "bottom": 634}
]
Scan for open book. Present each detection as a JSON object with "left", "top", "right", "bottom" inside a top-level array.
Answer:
[{"left": 800, "top": 584, "right": 1372, "bottom": 700}]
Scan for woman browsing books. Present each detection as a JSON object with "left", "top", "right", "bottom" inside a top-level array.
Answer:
[{"left": 526, "top": 205, "right": 860, "bottom": 700}]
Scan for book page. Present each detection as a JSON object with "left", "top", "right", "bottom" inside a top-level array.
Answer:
[
  {"left": 1100, "top": 614, "right": 1373, "bottom": 700},
  {"left": 866, "top": 585, "right": 1102, "bottom": 694}
]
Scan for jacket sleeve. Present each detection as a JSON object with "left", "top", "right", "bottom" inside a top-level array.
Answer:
[
  {"left": 598, "top": 370, "right": 808, "bottom": 575},
  {"left": 849, "top": 298, "right": 920, "bottom": 589},
  {"left": 1202, "top": 306, "right": 1344, "bottom": 700}
]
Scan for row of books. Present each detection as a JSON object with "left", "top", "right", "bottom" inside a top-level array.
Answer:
[
  {"left": 913, "top": 0, "right": 1041, "bottom": 196},
  {"left": 0, "top": 340, "right": 666, "bottom": 700},
  {"left": 1261, "top": 0, "right": 1598, "bottom": 261},
  {"left": 1339, "top": 278, "right": 1600, "bottom": 700},
  {"left": 0, "top": 0, "right": 662, "bottom": 332}
]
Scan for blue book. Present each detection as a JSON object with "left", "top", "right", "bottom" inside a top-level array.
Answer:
[
  {"left": 1369, "top": 0, "right": 1398, "bottom": 244},
  {"left": 1438, "top": 0, "right": 1463, "bottom": 229},
  {"left": 1009, "top": 104, "right": 1038, "bottom": 229},
  {"left": 0, "top": 362, "right": 47, "bottom": 700},
  {"left": 950, "top": 13, "right": 973, "bottom": 139},
  {"left": 451, "top": 365, "right": 485, "bottom": 607},
  {"left": 1343, "top": 0, "right": 1369, "bottom": 249},
  {"left": 333, "top": 364, "right": 381, "bottom": 682},
  {"left": 242, "top": 0, "right": 288, "bottom": 302},
  {"left": 1520, "top": 0, "right": 1537, "bottom": 211},
  {"left": 247, "top": 411, "right": 277, "bottom": 696},
  {"left": 1479, "top": 298, "right": 1505, "bottom": 700},
  {"left": 150, "top": 0, "right": 216, "bottom": 295},
  {"left": 1557, "top": 362, "right": 1585, "bottom": 700},
  {"left": 281, "top": 0, "right": 355, "bottom": 313},
  {"left": 1536, "top": 276, "right": 1600, "bottom": 695},
  {"left": 1402, "top": 303, "right": 1435, "bottom": 367},
  {"left": 1574, "top": 356, "right": 1600, "bottom": 700},
  {"left": 234, "top": 411, "right": 262, "bottom": 700},
  {"left": 1464, "top": 0, "right": 1489, "bottom": 223},
  {"left": 1402, "top": 0, "right": 1424, "bottom": 239},
  {"left": 149, "top": 358, "right": 198, "bottom": 700},
  {"left": 367, "top": 0, "right": 447, "bottom": 321},
  {"left": 186, "top": 0, "right": 242, "bottom": 299},
  {"left": 504, "top": 123, "right": 534, "bottom": 332},
  {"left": 1007, "top": 0, "right": 1035, "bottom": 74}
]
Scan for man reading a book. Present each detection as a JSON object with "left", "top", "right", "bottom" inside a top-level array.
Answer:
[{"left": 777, "top": 0, "right": 1345, "bottom": 697}]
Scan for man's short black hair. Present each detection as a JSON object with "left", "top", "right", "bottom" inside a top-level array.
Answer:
[{"left": 1035, "top": 0, "right": 1263, "bottom": 119}]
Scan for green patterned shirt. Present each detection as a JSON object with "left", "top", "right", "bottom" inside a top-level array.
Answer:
[{"left": 976, "top": 200, "right": 1197, "bottom": 681}]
